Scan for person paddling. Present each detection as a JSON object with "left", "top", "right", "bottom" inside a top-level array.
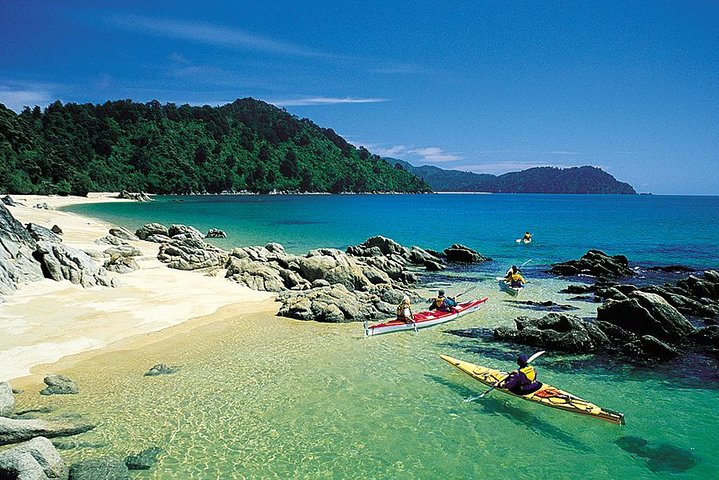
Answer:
[
  {"left": 504, "top": 265, "right": 526, "bottom": 288},
  {"left": 396, "top": 296, "right": 414, "bottom": 323},
  {"left": 429, "top": 290, "right": 457, "bottom": 312},
  {"left": 522, "top": 231, "right": 533, "bottom": 243},
  {"left": 501, "top": 353, "right": 541, "bottom": 395}
]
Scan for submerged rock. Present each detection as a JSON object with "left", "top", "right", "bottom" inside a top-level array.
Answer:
[
  {"left": 40, "top": 375, "right": 79, "bottom": 396},
  {"left": 69, "top": 456, "right": 129, "bottom": 480},
  {"left": 550, "top": 250, "right": 633, "bottom": 278},
  {"left": 493, "top": 313, "right": 610, "bottom": 353},
  {"left": 0, "top": 436, "right": 68, "bottom": 479},
  {"left": 124, "top": 447, "right": 162, "bottom": 470},
  {"left": 144, "top": 364, "right": 180, "bottom": 376}
]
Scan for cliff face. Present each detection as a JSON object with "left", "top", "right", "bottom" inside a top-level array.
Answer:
[{"left": 387, "top": 159, "right": 636, "bottom": 194}]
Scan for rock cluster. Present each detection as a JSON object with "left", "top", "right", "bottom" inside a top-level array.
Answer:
[
  {"left": 40, "top": 375, "right": 79, "bottom": 396},
  {"left": 206, "top": 228, "right": 226, "bottom": 238},
  {"left": 0, "top": 204, "right": 44, "bottom": 296},
  {"left": 550, "top": 250, "right": 634, "bottom": 278},
  {"left": 0, "top": 436, "right": 68, "bottom": 479},
  {"left": 117, "top": 190, "right": 152, "bottom": 202}
]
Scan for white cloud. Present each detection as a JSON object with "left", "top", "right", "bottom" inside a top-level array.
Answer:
[
  {"left": 266, "top": 96, "right": 387, "bottom": 106},
  {"left": 410, "top": 147, "right": 461, "bottom": 162},
  {"left": 370, "top": 144, "right": 410, "bottom": 157},
  {"left": 0, "top": 86, "right": 54, "bottom": 112},
  {"left": 109, "top": 15, "right": 333, "bottom": 58},
  {"left": 358, "top": 144, "right": 462, "bottom": 163}
]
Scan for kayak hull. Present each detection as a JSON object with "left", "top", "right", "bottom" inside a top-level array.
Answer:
[
  {"left": 364, "top": 298, "right": 488, "bottom": 336},
  {"left": 440, "top": 354, "right": 625, "bottom": 425},
  {"left": 498, "top": 279, "right": 522, "bottom": 296}
]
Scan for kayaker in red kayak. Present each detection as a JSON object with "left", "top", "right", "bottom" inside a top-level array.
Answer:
[
  {"left": 429, "top": 290, "right": 457, "bottom": 312},
  {"left": 501, "top": 353, "right": 542, "bottom": 395},
  {"left": 396, "top": 296, "right": 415, "bottom": 323}
]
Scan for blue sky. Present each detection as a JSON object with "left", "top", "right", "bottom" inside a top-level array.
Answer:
[{"left": 1, "top": 1, "right": 717, "bottom": 194}]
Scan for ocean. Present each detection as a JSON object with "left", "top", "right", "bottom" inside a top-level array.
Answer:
[{"left": 51, "top": 193, "right": 719, "bottom": 478}]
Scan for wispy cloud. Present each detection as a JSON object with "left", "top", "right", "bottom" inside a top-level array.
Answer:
[
  {"left": 549, "top": 150, "right": 581, "bottom": 155},
  {"left": 0, "top": 84, "right": 55, "bottom": 112},
  {"left": 108, "top": 14, "right": 334, "bottom": 58},
  {"left": 368, "top": 144, "right": 461, "bottom": 162},
  {"left": 266, "top": 96, "right": 388, "bottom": 106}
]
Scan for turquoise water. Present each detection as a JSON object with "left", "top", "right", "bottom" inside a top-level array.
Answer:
[{"left": 52, "top": 194, "right": 719, "bottom": 478}]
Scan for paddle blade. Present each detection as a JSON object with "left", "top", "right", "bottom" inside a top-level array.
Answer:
[{"left": 527, "top": 350, "right": 546, "bottom": 364}]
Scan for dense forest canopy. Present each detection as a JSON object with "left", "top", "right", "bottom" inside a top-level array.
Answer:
[{"left": 0, "top": 98, "right": 431, "bottom": 195}]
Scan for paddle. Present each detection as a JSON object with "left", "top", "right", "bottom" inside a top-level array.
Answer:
[{"left": 478, "top": 350, "right": 545, "bottom": 399}]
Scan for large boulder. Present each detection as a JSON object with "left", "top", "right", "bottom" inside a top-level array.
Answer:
[
  {"left": 206, "top": 228, "right": 226, "bottom": 238},
  {"left": 621, "top": 335, "right": 680, "bottom": 360},
  {"left": 103, "top": 256, "right": 139, "bottom": 275},
  {"left": 157, "top": 237, "right": 228, "bottom": 271},
  {"left": 0, "top": 436, "right": 68, "bottom": 480},
  {"left": 296, "top": 249, "right": 372, "bottom": 291},
  {"left": 677, "top": 271, "right": 719, "bottom": 300},
  {"left": 94, "top": 235, "right": 127, "bottom": 247},
  {"left": 443, "top": 244, "right": 491, "bottom": 263},
  {"left": 493, "top": 313, "right": 610, "bottom": 353},
  {"left": 25, "top": 223, "right": 62, "bottom": 244},
  {"left": 347, "top": 236, "right": 411, "bottom": 258},
  {"left": 0, "top": 203, "right": 44, "bottom": 296},
  {"left": 550, "top": 250, "right": 633, "bottom": 278},
  {"left": 0, "top": 381, "right": 14, "bottom": 416},
  {"left": 689, "top": 325, "right": 719, "bottom": 350},
  {"left": 40, "top": 375, "right": 79, "bottom": 396},
  {"left": 34, "top": 242, "right": 116, "bottom": 288},
  {"left": 0, "top": 417, "right": 95, "bottom": 446},
  {"left": 134, "top": 223, "right": 168, "bottom": 240},
  {"left": 225, "top": 257, "right": 289, "bottom": 292},
  {"left": 102, "top": 246, "right": 142, "bottom": 258},
  {"left": 108, "top": 227, "right": 138, "bottom": 242},
  {"left": 68, "top": 457, "right": 129, "bottom": 480},
  {"left": 597, "top": 291, "right": 696, "bottom": 342},
  {"left": 167, "top": 224, "right": 204, "bottom": 239}
]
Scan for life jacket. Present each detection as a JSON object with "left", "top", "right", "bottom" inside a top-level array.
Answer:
[
  {"left": 519, "top": 365, "right": 537, "bottom": 384},
  {"left": 510, "top": 273, "right": 525, "bottom": 288},
  {"left": 397, "top": 303, "right": 411, "bottom": 318},
  {"left": 434, "top": 296, "right": 446, "bottom": 308}
]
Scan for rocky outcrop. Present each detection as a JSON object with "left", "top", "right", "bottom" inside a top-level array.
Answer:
[
  {"left": 493, "top": 313, "right": 610, "bottom": 353},
  {"left": 277, "top": 284, "right": 402, "bottom": 323},
  {"left": 597, "top": 291, "right": 696, "bottom": 342},
  {"left": 346, "top": 236, "right": 446, "bottom": 272},
  {"left": 167, "top": 224, "right": 204, "bottom": 239},
  {"left": 134, "top": 223, "right": 168, "bottom": 241},
  {"left": 157, "top": 237, "right": 228, "bottom": 271},
  {"left": 0, "top": 436, "right": 68, "bottom": 479},
  {"left": 35, "top": 242, "right": 117, "bottom": 288},
  {"left": 0, "top": 203, "right": 44, "bottom": 295},
  {"left": 443, "top": 244, "right": 491, "bottom": 263},
  {"left": 68, "top": 457, "right": 129, "bottom": 480},
  {"left": 103, "top": 256, "right": 139, "bottom": 274},
  {"left": 1, "top": 195, "right": 19, "bottom": 207},
  {"left": 40, "top": 375, "right": 79, "bottom": 396},
  {"left": 550, "top": 250, "right": 633, "bottom": 278},
  {"left": 117, "top": 190, "right": 152, "bottom": 202},
  {"left": 0, "top": 382, "right": 14, "bottom": 416},
  {"left": 50, "top": 225, "right": 63, "bottom": 236},
  {"left": 689, "top": 326, "right": 719, "bottom": 350},
  {"left": 0, "top": 417, "right": 95, "bottom": 446},
  {"left": 108, "top": 227, "right": 138, "bottom": 242},
  {"left": 621, "top": 335, "right": 679, "bottom": 360},
  {"left": 26, "top": 223, "right": 62, "bottom": 244},
  {"left": 206, "top": 228, "right": 226, "bottom": 238},
  {"left": 102, "top": 246, "right": 142, "bottom": 258},
  {"left": 94, "top": 235, "right": 127, "bottom": 247}
]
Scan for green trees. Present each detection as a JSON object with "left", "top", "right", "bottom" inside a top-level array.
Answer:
[{"left": 0, "top": 98, "right": 431, "bottom": 195}]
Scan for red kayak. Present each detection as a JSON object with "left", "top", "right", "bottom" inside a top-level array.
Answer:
[{"left": 364, "top": 298, "right": 488, "bottom": 336}]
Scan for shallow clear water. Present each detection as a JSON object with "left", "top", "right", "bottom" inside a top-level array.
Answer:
[{"left": 34, "top": 193, "right": 719, "bottom": 478}]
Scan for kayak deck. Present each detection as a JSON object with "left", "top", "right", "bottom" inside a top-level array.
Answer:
[
  {"left": 440, "top": 354, "right": 625, "bottom": 425},
  {"left": 364, "top": 298, "right": 488, "bottom": 336}
]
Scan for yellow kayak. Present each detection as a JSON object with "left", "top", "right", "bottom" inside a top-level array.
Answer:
[{"left": 440, "top": 354, "right": 625, "bottom": 425}]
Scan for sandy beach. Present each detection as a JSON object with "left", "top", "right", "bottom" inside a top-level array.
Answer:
[{"left": 1, "top": 193, "right": 275, "bottom": 383}]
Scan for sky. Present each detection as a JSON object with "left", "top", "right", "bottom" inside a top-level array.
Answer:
[{"left": 1, "top": 1, "right": 717, "bottom": 194}]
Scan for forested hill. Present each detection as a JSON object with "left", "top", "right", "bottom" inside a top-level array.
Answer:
[
  {"left": 0, "top": 99, "right": 431, "bottom": 195},
  {"left": 387, "top": 159, "right": 636, "bottom": 194}
]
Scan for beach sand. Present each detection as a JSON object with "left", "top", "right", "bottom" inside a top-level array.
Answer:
[{"left": 1, "top": 194, "right": 275, "bottom": 383}]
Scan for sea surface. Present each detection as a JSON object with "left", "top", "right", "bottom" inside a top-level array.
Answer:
[{"left": 45, "top": 194, "right": 719, "bottom": 478}]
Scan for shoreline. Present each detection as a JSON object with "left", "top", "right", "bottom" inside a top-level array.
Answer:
[{"left": 1, "top": 193, "right": 275, "bottom": 383}]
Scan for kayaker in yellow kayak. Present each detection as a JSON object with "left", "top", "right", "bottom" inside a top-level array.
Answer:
[
  {"left": 396, "top": 296, "right": 414, "bottom": 323},
  {"left": 429, "top": 290, "right": 457, "bottom": 312},
  {"left": 504, "top": 266, "right": 526, "bottom": 288},
  {"left": 501, "top": 353, "right": 541, "bottom": 394}
]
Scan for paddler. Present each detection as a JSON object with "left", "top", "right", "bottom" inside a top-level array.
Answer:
[
  {"left": 522, "top": 231, "right": 533, "bottom": 243},
  {"left": 428, "top": 290, "right": 457, "bottom": 312},
  {"left": 501, "top": 353, "right": 541, "bottom": 395},
  {"left": 504, "top": 266, "right": 526, "bottom": 288},
  {"left": 396, "top": 296, "right": 414, "bottom": 323}
]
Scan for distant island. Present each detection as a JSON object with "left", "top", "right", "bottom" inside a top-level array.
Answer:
[
  {"left": 0, "top": 98, "right": 430, "bottom": 195},
  {"left": 387, "top": 159, "right": 637, "bottom": 194},
  {"left": 0, "top": 97, "right": 635, "bottom": 196}
]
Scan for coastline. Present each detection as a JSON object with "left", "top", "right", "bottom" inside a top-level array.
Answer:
[{"left": 1, "top": 193, "right": 275, "bottom": 383}]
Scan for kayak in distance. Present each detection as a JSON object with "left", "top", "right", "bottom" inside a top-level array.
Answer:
[
  {"left": 364, "top": 298, "right": 488, "bottom": 337},
  {"left": 496, "top": 277, "right": 523, "bottom": 296},
  {"left": 440, "top": 354, "right": 625, "bottom": 425}
]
